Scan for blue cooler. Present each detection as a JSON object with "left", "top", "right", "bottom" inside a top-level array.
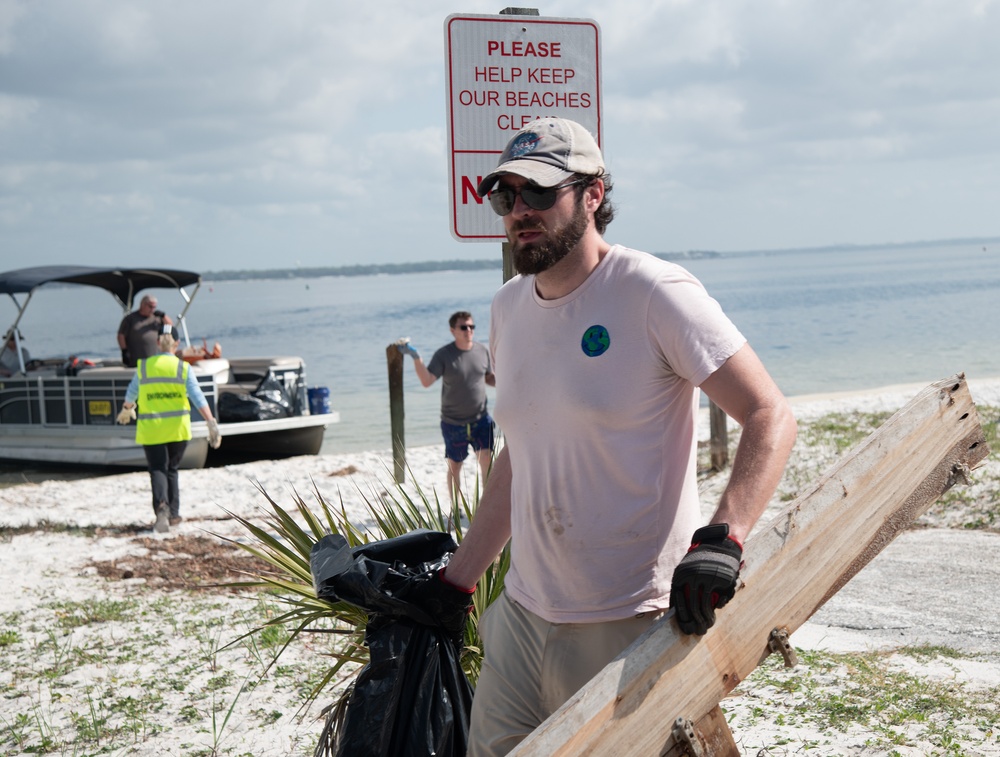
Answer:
[{"left": 308, "top": 387, "right": 331, "bottom": 415}]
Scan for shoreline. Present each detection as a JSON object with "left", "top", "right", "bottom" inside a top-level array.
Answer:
[
  {"left": 3, "top": 373, "right": 998, "bottom": 491},
  {"left": 2, "top": 372, "right": 996, "bottom": 560},
  {"left": 787, "top": 373, "right": 1000, "bottom": 406}
]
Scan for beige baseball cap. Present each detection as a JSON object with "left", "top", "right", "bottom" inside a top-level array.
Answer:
[{"left": 477, "top": 117, "right": 604, "bottom": 196}]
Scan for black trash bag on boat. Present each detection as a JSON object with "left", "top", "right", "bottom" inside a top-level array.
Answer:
[
  {"left": 217, "top": 371, "right": 293, "bottom": 422},
  {"left": 310, "top": 530, "right": 473, "bottom": 757},
  {"left": 217, "top": 391, "right": 273, "bottom": 422},
  {"left": 252, "top": 370, "right": 296, "bottom": 416}
]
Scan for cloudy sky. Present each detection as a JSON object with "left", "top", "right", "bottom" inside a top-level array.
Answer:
[{"left": 2, "top": 0, "right": 998, "bottom": 272}]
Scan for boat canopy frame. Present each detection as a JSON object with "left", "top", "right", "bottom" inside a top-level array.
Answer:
[{"left": 1, "top": 266, "right": 203, "bottom": 372}]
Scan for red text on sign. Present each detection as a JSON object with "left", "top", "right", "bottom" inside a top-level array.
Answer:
[
  {"left": 459, "top": 90, "right": 500, "bottom": 106},
  {"left": 498, "top": 114, "right": 537, "bottom": 130},
  {"left": 461, "top": 176, "right": 485, "bottom": 205},
  {"left": 475, "top": 66, "right": 521, "bottom": 83},
  {"left": 472, "top": 66, "right": 576, "bottom": 84},
  {"left": 486, "top": 40, "right": 562, "bottom": 57},
  {"left": 527, "top": 68, "right": 574, "bottom": 84},
  {"left": 505, "top": 91, "right": 591, "bottom": 108}
]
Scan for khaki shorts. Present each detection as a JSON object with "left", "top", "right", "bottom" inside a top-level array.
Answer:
[{"left": 468, "top": 591, "right": 663, "bottom": 757}]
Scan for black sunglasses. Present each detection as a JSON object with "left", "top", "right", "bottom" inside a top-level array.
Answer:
[
  {"left": 456, "top": 324, "right": 475, "bottom": 331},
  {"left": 488, "top": 178, "right": 589, "bottom": 216}
]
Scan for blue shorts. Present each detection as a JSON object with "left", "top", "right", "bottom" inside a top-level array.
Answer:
[{"left": 441, "top": 414, "right": 495, "bottom": 463}]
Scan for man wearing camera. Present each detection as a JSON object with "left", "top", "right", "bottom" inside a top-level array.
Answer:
[{"left": 117, "top": 294, "right": 175, "bottom": 367}]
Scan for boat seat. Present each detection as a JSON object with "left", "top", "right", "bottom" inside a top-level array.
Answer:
[
  {"left": 18, "top": 358, "right": 123, "bottom": 378},
  {"left": 191, "top": 357, "right": 231, "bottom": 385},
  {"left": 23, "top": 358, "right": 65, "bottom": 376}
]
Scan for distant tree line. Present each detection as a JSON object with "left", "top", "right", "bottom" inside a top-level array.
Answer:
[
  {"left": 202, "top": 236, "right": 999, "bottom": 282},
  {"left": 203, "top": 252, "right": 716, "bottom": 282},
  {"left": 205, "top": 258, "right": 503, "bottom": 282}
]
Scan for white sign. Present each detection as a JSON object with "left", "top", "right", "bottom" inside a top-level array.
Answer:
[{"left": 444, "top": 13, "right": 602, "bottom": 241}]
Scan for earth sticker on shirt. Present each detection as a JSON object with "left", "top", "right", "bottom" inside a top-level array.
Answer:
[{"left": 581, "top": 325, "right": 610, "bottom": 357}]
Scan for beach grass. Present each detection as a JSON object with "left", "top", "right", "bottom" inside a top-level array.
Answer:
[
  {"left": 1, "top": 590, "right": 335, "bottom": 755},
  {"left": 728, "top": 645, "right": 1000, "bottom": 755},
  {"left": 218, "top": 465, "right": 508, "bottom": 752}
]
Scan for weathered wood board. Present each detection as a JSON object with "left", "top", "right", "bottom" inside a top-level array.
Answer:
[{"left": 512, "top": 374, "right": 990, "bottom": 756}]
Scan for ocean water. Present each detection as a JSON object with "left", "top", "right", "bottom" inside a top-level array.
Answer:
[
  {"left": 3, "top": 239, "right": 999, "bottom": 457},
  {"left": 682, "top": 241, "right": 1000, "bottom": 400}
]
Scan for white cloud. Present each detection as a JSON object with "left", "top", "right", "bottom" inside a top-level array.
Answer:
[
  {"left": 0, "top": 197, "right": 31, "bottom": 226},
  {"left": 0, "top": 92, "right": 37, "bottom": 130},
  {"left": 0, "top": 0, "right": 997, "bottom": 269},
  {"left": 98, "top": 5, "right": 158, "bottom": 63},
  {"left": 0, "top": 0, "right": 26, "bottom": 55}
]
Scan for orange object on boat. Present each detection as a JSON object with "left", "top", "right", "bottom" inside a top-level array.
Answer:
[{"left": 179, "top": 340, "right": 222, "bottom": 363}]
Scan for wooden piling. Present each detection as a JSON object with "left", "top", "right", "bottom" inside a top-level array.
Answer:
[
  {"left": 709, "top": 399, "right": 729, "bottom": 471},
  {"left": 386, "top": 344, "right": 406, "bottom": 484}
]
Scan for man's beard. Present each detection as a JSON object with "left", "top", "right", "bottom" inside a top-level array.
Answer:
[{"left": 510, "top": 198, "right": 588, "bottom": 276}]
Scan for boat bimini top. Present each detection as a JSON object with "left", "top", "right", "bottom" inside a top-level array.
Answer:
[
  {"left": 0, "top": 266, "right": 201, "bottom": 308},
  {"left": 1, "top": 266, "right": 203, "bottom": 367}
]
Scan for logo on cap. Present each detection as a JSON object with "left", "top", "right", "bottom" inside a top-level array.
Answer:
[{"left": 508, "top": 133, "right": 541, "bottom": 159}]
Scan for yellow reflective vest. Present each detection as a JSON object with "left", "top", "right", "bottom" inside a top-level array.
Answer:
[{"left": 135, "top": 354, "right": 192, "bottom": 445}]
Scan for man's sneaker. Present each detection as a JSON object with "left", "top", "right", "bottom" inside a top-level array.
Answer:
[
  {"left": 169, "top": 516, "right": 183, "bottom": 527},
  {"left": 154, "top": 504, "right": 170, "bottom": 533}
]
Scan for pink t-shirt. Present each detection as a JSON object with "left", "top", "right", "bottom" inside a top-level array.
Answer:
[{"left": 490, "top": 245, "right": 746, "bottom": 623}]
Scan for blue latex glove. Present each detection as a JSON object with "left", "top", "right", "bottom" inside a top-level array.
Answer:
[{"left": 397, "top": 342, "right": 420, "bottom": 360}]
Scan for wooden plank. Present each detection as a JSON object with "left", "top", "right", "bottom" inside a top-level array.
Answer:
[{"left": 512, "top": 374, "right": 990, "bottom": 756}]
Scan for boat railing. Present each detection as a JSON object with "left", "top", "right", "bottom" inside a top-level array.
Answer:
[
  {"left": 0, "top": 372, "right": 133, "bottom": 428},
  {"left": 0, "top": 363, "right": 221, "bottom": 428},
  {"left": 1, "top": 354, "right": 312, "bottom": 431}
]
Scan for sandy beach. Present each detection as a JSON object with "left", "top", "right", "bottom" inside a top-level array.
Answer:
[{"left": 1, "top": 376, "right": 999, "bottom": 755}]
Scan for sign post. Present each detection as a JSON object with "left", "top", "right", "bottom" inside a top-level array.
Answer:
[{"left": 444, "top": 12, "right": 602, "bottom": 243}]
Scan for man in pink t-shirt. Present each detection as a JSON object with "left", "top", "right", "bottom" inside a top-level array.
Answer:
[{"left": 420, "top": 118, "right": 797, "bottom": 756}]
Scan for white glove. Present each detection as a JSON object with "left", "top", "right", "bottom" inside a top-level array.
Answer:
[
  {"left": 116, "top": 405, "right": 137, "bottom": 425},
  {"left": 207, "top": 418, "right": 222, "bottom": 449}
]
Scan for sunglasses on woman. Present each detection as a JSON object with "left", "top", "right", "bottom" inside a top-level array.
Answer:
[{"left": 488, "top": 178, "right": 590, "bottom": 216}]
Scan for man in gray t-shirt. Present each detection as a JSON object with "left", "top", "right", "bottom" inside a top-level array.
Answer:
[
  {"left": 117, "top": 294, "right": 176, "bottom": 367},
  {"left": 398, "top": 310, "right": 496, "bottom": 502}
]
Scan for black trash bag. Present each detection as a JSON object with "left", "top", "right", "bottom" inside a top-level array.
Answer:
[
  {"left": 217, "top": 371, "right": 293, "bottom": 422},
  {"left": 217, "top": 391, "right": 261, "bottom": 422},
  {"left": 310, "top": 530, "right": 474, "bottom": 757},
  {"left": 252, "top": 370, "right": 295, "bottom": 416}
]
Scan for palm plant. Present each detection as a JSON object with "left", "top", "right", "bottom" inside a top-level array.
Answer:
[{"left": 218, "top": 464, "right": 509, "bottom": 751}]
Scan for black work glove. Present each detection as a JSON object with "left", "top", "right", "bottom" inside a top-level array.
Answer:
[
  {"left": 406, "top": 568, "right": 475, "bottom": 646},
  {"left": 670, "top": 524, "right": 743, "bottom": 636}
]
